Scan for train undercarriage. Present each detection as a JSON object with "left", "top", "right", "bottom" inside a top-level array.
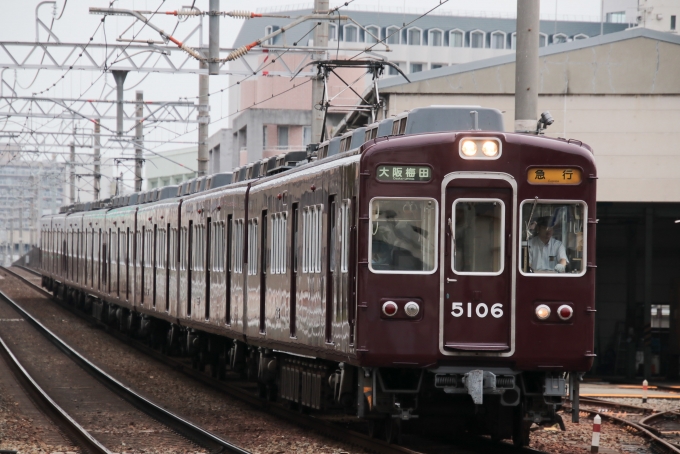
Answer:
[{"left": 44, "top": 276, "right": 571, "bottom": 446}]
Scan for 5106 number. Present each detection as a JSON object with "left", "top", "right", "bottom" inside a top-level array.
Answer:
[{"left": 451, "top": 302, "right": 503, "bottom": 318}]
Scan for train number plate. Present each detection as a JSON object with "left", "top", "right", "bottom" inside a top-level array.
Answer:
[{"left": 528, "top": 167, "right": 582, "bottom": 185}]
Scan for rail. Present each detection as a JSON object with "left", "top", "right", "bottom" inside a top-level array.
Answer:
[
  {"left": 7, "top": 266, "right": 549, "bottom": 454},
  {"left": 0, "top": 336, "right": 110, "bottom": 453},
  {"left": 0, "top": 276, "right": 251, "bottom": 454}
]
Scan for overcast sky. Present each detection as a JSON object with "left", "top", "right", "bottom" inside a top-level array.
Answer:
[{"left": 1, "top": 0, "right": 604, "bottom": 192}]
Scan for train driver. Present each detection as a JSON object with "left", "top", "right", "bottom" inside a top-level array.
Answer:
[{"left": 528, "top": 216, "right": 568, "bottom": 273}]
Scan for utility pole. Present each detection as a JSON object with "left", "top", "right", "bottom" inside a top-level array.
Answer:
[
  {"left": 197, "top": 61, "right": 209, "bottom": 176},
  {"left": 9, "top": 217, "right": 13, "bottom": 263},
  {"left": 112, "top": 70, "right": 128, "bottom": 135},
  {"left": 94, "top": 119, "right": 101, "bottom": 200},
  {"left": 208, "top": 0, "right": 220, "bottom": 75},
  {"left": 135, "top": 91, "right": 144, "bottom": 191},
  {"left": 514, "top": 0, "right": 540, "bottom": 133},
  {"left": 310, "top": 0, "right": 329, "bottom": 144},
  {"left": 644, "top": 207, "right": 653, "bottom": 379},
  {"left": 18, "top": 193, "right": 23, "bottom": 258},
  {"left": 70, "top": 139, "right": 76, "bottom": 204}
]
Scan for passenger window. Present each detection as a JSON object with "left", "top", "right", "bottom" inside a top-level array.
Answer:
[
  {"left": 369, "top": 198, "right": 437, "bottom": 273},
  {"left": 453, "top": 200, "right": 504, "bottom": 275},
  {"left": 520, "top": 201, "right": 586, "bottom": 275}
]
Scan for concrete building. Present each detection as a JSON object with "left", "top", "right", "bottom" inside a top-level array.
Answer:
[
  {"left": 224, "top": 7, "right": 629, "bottom": 171},
  {"left": 0, "top": 151, "right": 65, "bottom": 265},
  {"left": 144, "top": 146, "right": 198, "bottom": 190},
  {"left": 342, "top": 27, "right": 680, "bottom": 378}
]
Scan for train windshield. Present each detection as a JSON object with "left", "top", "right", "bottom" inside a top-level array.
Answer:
[
  {"left": 521, "top": 201, "right": 586, "bottom": 275},
  {"left": 369, "top": 198, "right": 437, "bottom": 273}
]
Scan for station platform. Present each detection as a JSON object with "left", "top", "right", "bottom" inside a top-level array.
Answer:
[{"left": 581, "top": 381, "right": 680, "bottom": 399}]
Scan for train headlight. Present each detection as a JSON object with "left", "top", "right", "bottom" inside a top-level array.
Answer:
[
  {"left": 482, "top": 141, "right": 499, "bottom": 157},
  {"left": 404, "top": 301, "right": 420, "bottom": 318},
  {"left": 461, "top": 140, "right": 477, "bottom": 156},
  {"left": 557, "top": 305, "right": 573, "bottom": 321},
  {"left": 382, "top": 301, "right": 398, "bottom": 317},
  {"left": 535, "top": 304, "right": 551, "bottom": 320}
]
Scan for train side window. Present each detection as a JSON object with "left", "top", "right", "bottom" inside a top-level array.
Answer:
[
  {"left": 341, "top": 200, "right": 351, "bottom": 273},
  {"left": 169, "top": 228, "right": 177, "bottom": 270},
  {"left": 270, "top": 213, "right": 287, "bottom": 274},
  {"left": 302, "top": 205, "right": 322, "bottom": 274},
  {"left": 369, "top": 198, "right": 438, "bottom": 274},
  {"left": 180, "top": 227, "right": 187, "bottom": 271},
  {"left": 232, "top": 219, "right": 244, "bottom": 274},
  {"left": 520, "top": 200, "right": 587, "bottom": 276},
  {"left": 248, "top": 219, "right": 258, "bottom": 275}
]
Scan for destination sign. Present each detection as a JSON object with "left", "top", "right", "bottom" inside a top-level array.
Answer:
[
  {"left": 528, "top": 167, "right": 582, "bottom": 185},
  {"left": 377, "top": 165, "right": 432, "bottom": 182}
]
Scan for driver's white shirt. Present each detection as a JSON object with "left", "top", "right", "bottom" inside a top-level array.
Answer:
[{"left": 528, "top": 236, "right": 568, "bottom": 271}]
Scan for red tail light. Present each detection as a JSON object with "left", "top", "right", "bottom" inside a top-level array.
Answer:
[
  {"left": 382, "top": 301, "right": 398, "bottom": 317},
  {"left": 557, "top": 305, "right": 573, "bottom": 321}
]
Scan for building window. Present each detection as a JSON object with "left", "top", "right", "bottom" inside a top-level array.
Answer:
[
  {"left": 470, "top": 31, "right": 485, "bottom": 48},
  {"left": 328, "top": 23, "right": 337, "bottom": 41},
  {"left": 264, "top": 25, "right": 280, "bottom": 45},
  {"left": 365, "top": 25, "right": 380, "bottom": 43},
  {"left": 553, "top": 33, "right": 568, "bottom": 44},
  {"left": 490, "top": 31, "right": 505, "bottom": 49},
  {"left": 573, "top": 34, "right": 588, "bottom": 41},
  {"left": 387, "top": 62, "right": 402, "bottom": 76},
  {"left": 449, "top": 30, "right": 463, "bottom": 47},
  {"left": 429, "top": 29, "right": 443, "bottom": 46},
  {"left": 278, "top": 126, "right": 289, "bottom": 148},
  {"left": 407, "top": 28, "right": 422, "bottom": 45},
  {"left": 303, "top": 126, "right": 311, "bottom": 145},
  {"left": 344, "top": 24, "right": 358, "bottom": 42},
  {"left": 606, "top": 11, "right": 626, "bottom": 23},
  {"left": 263, "top": 125, "right": 268, "bottom": 149},
  {"left": 671, "top": 15, "right": 677, "bottom": 30},
  {"left": 539, "top": 33, "right": 548, "bottom": 46},
  {"left": 431, "top": 63, "right": 445, "bottom": 70},
  {"left": 410, "top": 63, "right": 423, "bottom": 73},
  {"left": 386, "top": 26, "right": 400, "bottom": 45}
]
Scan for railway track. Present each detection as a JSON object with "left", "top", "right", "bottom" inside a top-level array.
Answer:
[
  {"left": 0, "top": 270, "right": 250, "bottom": 454},
  {"left": 575, "top": 396, "right": 680, "bottom": 453},
  {"left": 4, "top": 265, "right": 549, "bottom": 454}
]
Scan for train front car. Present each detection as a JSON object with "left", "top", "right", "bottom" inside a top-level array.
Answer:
[{"left": 356, "top": 126, "right": 596, "bottom": 444}]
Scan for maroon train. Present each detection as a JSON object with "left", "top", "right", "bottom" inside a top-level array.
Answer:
[{"left": 38, "top": 106, "right": 596, "bottom": 445}]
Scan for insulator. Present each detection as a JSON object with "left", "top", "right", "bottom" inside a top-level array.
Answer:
[
  {"left": 226, "top": 10, "right": 254, "bottom": 19},
  {"left": 435, "top": 375, "right": 458, "bottom": 387},
  {"left": 176, "top": 8, "right": 202, "bottom": 16},
  {"left": 496, "top": 376, "right": 515, "bottom": 388},
  {"left": 226, "top": 45, "right": 250, "bottom": 61}
]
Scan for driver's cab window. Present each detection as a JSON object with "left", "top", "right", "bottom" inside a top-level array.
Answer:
[
  {"left": 520, "top": 201, "right": 586, "bottom": 276},
  {"left": 369, "top": 198, "right": 438, "bottom": 274}
]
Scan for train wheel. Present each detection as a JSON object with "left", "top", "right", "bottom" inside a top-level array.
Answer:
[
  {"left": 367, "top": 418, "right": 385, "bottom": 439},
  {"left": 384, "top": 418, "right": 402, "bottom": 444},
  {"left": 512, "top": 405, "right": 531, "bottom": 447}
]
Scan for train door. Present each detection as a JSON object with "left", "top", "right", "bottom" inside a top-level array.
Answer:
[
  {"left": 259, "top": 210, "right": 267, "bottom": 334},
  {"left": 205, "top": 217, "right": 211, "bottom": 320},
  {"left": 226, "top": 215, "right": 232, "bottom": 324},
  {"left": 325, "top": 196, "right": 336, "bottom": 343},
  {"left": 442, "top": 177, "right": 515, "bottom": 354},
  {"left": 187, "top": 220, "right": 193, "bottom": 317},
  {"left": 153, "top": 224, "right": 158, "bottom": 307},
  {"left": 290, "top": 204, "right": 298, "bottom": 338},
  {"left": 165, "top": 223, "right": 171, "bottom": 311}
]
